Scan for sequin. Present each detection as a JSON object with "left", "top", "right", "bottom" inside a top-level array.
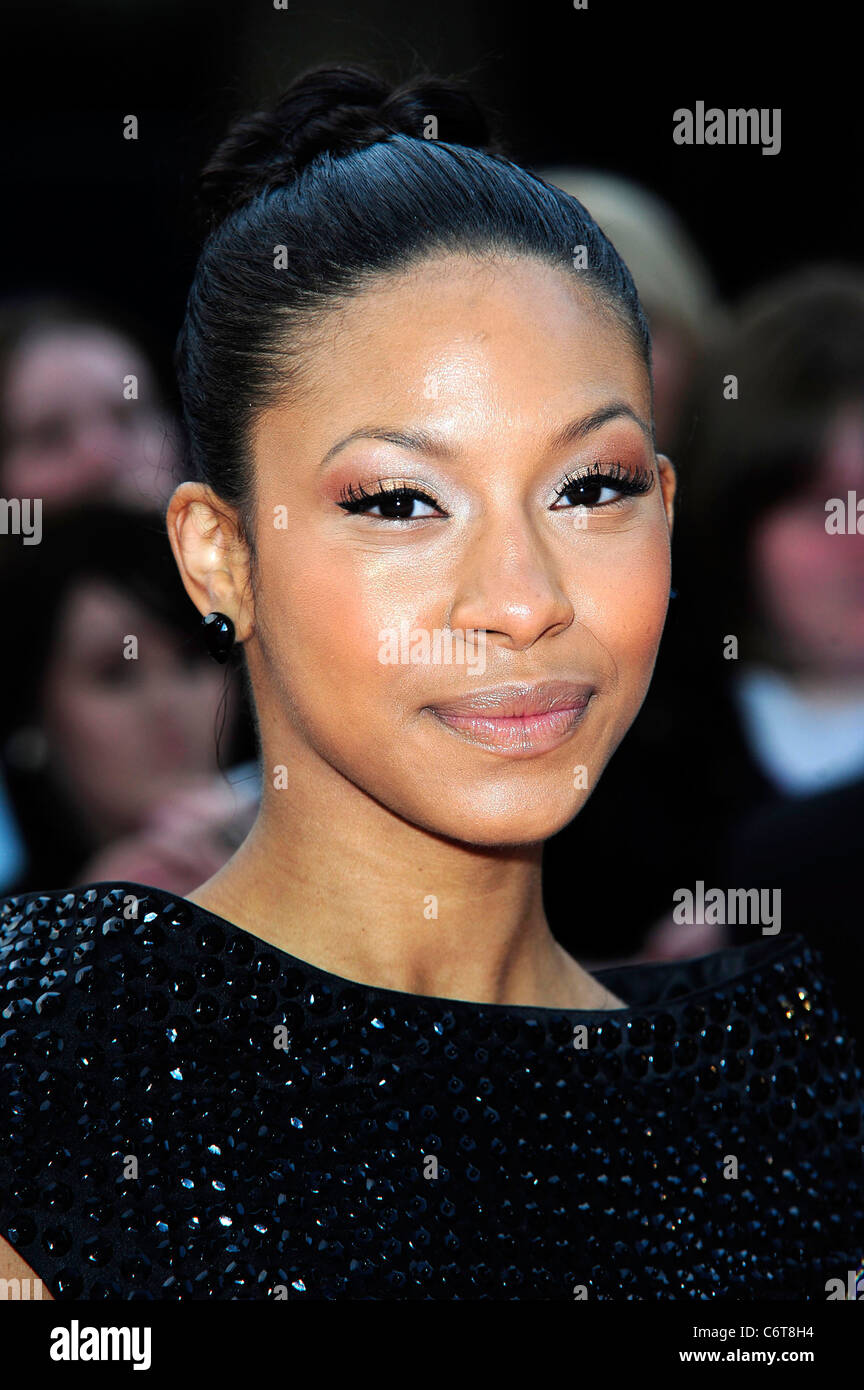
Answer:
[{"left": 1, "top": 880, "right": 863, "bottom": 1300}]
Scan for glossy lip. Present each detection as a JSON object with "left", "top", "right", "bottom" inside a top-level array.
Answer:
[
  {"left": 427, "top": 679, "right": 595, "bottom": 717},
  {"left": 425, "top": 680, "right": 595, "bottom": 758}
]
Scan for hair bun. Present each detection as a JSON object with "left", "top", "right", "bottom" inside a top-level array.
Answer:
[{"left": 197, "top": 63, "right": 500, "bottom": 228}]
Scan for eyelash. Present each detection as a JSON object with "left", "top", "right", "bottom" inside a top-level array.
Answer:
[{"left": 336, "top": 460, "right": 654, "bottom": 521}]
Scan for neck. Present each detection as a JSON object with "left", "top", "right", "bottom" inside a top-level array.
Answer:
[{"left": 186, "top": 759, "right": 617, "bottom": 1011}]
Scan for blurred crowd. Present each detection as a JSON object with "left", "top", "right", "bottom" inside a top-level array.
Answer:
[
  {"left": 0, "top": 297, "right": 259, "bottom": 899},
  {"left": 1, "top": 173, "right": 862, "bottom": 1042}
]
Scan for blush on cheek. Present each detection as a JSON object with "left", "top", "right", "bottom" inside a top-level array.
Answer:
[
  {"left": 280, "top": 539, "right": 422, "bottom": 674},
  {"left": 309, "top": 588, "right": 392, "bottom": 675}
]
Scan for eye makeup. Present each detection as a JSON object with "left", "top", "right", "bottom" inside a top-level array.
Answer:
[{"left": 335, "top": 458, "right": 655, "bottom": 522}]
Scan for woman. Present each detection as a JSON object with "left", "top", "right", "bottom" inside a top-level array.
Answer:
[
  {"left": 1, "top": 63, "right": 861, "bottom": 1301},
  {"left": 0, "top": 503, "right": 255, "bottom": 896},
  {"left": 0, "top": 295, "right": 180, "bottom": 511}
]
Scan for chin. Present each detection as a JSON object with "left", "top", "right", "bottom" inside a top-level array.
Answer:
[{"left": 406, "top": 788, "right": 592, "bottom": 850}]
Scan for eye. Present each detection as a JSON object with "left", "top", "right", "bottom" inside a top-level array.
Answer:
[
  {"left": 91, "top": 659, "right": 137, "bottom": 687},
  {"left": 337, "top": 481, "right": 445, "bottom": 521},
  {"left": 23, "top": 417, "right": 70, "bottom": 450},
  {"left": 551, "top": 460, "right": 655, "bottom": 509},
  {"left": 554, "top": 478, "right": 622, "bottom": 508}
]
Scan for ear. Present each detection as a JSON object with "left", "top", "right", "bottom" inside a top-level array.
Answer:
[
  {"left": 165, "top": 481, "right": 254, "bottom": 643},
  {"left": 655, "top": 453, "right": 677, "bottom": 535}
]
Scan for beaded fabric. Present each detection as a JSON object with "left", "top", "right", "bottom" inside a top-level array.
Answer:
[{"left": 1, "top": 881, "right": 862, "bottom": 1300}]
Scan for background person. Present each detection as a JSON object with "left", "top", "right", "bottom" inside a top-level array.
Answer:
[
  {"left": 0, "top": 503, "right": 257, "bottom": 894},
  {"left": 0, "top": 295, "right": 181, "bottom": 511}
]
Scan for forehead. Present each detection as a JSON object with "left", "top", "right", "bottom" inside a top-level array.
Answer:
[
  {"left": 6, "top": 329, "right": 146, "bottom": 415},
  {"left": 272, "top": 251, "right": 650, "bottom": 435}
]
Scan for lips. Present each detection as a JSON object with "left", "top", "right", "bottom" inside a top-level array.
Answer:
[
  {"left": 427, "top": 680, "right": 594, "bottom": 718},
  {"left": 425, "top": 680, "right": 595, "bottom": 757}
]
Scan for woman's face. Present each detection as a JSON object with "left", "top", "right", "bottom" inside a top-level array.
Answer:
[
  {"left": 237, "top": 252, "right": 675, "bottom": 846},
  {"left": 1, "top": 327, "right": 176, "bottom": 509},
  {"left": 40, "top": 579, "right": 228, "bottom": 840},
  {"left": 749, "top": 399, "right": 864, "bottom": 677}
]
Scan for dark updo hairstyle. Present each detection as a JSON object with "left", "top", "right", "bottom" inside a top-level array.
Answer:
[{"left": 174, "top": 62, "right": 653, "bottom": 572}]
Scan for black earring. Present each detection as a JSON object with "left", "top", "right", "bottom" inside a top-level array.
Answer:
[
  {"left": 670, "top": 587, "right": 678, "bottom": 599},
  {"left": 202, "top": 611, "right": 236, "bottom": 663}
]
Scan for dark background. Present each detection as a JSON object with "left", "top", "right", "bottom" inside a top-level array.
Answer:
[{"left": 2, "top": 0, "right": 859, "bottom": 399}]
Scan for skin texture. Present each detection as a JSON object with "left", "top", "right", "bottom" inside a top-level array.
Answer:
[{"left": 163, "top": 251, "right": 676, "bottom": 1012}]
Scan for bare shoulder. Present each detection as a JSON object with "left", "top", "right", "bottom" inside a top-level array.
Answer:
[{"left": 0, "top": 1235, "right": 54, "bottom": 1300}]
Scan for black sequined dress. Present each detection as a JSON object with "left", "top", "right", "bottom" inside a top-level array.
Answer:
[{"left": 1, "top": 881, "right": 862, "bottom": 1300}]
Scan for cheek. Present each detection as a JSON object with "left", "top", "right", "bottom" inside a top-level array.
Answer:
[
  {"left": 268, "top": 505, "right": 474, "bottom": 658},
  {"left": 573, "top": 526, "right": 672, "bottom": 680},
  {"left": 2, "top": 447, "right": 57, "bottom": 496},
  {"left": 584, "top": 546, "right": 669, "bottom": 641},
  {"left": 751, "top": 512, "right": 830, "bottom": 611},
  {"left": 259, "top": 517, "right": 670, "bottom": 718},
  {"left": 750, "top": 512, "right": 864, "bottom": 667},
  {"left": 250, "top": 514, "right": 671, "bottom": 843},
  {"left": 264, "top": 540, "right": 409, "bottom": 683},
  {"left": 48, "top": 685, "right": 141, "bottom": 777}
]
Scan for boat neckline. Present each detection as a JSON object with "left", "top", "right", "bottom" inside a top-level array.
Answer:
[{"left": 16, "top": 879, "right": 805, "bottom": 1021}]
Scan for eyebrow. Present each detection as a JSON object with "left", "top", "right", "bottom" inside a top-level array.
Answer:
[{"left": 318, "top": 401, "right": 652, "bottom": 471}]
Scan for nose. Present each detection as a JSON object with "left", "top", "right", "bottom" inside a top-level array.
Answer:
[{"left": 447, "top": 513, "right": 575, "bottom": 652}]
